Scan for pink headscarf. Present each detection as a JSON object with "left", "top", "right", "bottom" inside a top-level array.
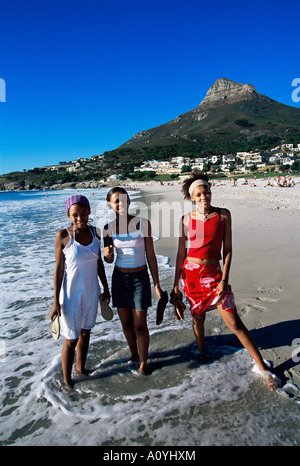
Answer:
[{"left": 65, "top": 195, "right": 90, "bottom": 213}]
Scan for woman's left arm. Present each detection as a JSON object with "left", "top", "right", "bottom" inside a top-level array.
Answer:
[
  {"left": 96, "top": 227, "right": 110, "bottom": 302},
  {"left": 143, "top": 219, "right": 163, "bottom": 298},
  {"left": 97, "top": 256, "right": 110, "bottom": 302},
  {"left": 217, "top": 209, "right": 232, "bottom": 297},
  {"left": 221, "top": 208, "right": 232, "bottom": 283}
]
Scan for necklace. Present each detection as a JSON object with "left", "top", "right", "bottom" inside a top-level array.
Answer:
[
  {"left": 197, "top": 208, "right": 211, "bottom": 219},
  {"left": 72, "top": 225, "right": 90, "bottom": 235}
]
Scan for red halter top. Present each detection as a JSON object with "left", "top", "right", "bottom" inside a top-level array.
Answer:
[{"left": 187, "top": 210, "right": 224, "bottom": 261}]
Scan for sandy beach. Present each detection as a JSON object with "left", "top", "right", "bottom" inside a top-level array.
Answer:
[{"left": 132, "top": 176, "right": 300, "bottom": 389}]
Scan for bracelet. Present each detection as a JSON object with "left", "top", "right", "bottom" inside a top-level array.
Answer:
[{"left": 221, "top": 279, "right": 228, "bottom": 283}]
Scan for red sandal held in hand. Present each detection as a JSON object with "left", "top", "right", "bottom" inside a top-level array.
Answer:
[{"left": 170, "top": 290, "right": 186, "bottom": 320}]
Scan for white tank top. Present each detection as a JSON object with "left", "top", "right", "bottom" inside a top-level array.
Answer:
[{"left": 110, "top": 218, "right": 146, "bottom": 268}]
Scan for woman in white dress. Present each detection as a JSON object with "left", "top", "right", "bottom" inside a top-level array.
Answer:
[{"left": 50, "top": 195, "right": 110, "bottom": 389}]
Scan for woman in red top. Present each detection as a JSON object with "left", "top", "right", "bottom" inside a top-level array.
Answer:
[{"left": 171, "top": 173, "right": 279, "bottom": 391}]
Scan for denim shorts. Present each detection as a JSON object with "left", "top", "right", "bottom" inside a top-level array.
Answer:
[{"left": 112, "top": 267, "right": 152, "bottom": 311}]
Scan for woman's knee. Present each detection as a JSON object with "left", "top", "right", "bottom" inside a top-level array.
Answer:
[
  {"left": 122, "top": 322, "right": 134, "bottom": 333},
  {"left": 223, "top": 312, "right": 244, "bottom": 333},
  {"left": 194, "top": 313, "right": 206, "bottom": 325},
  {"left": 120, "top": 317, "right": 134, "bottom": 334},
  {"left": 64, "top": 338, "right": 78, "bottom": 349},
  {"left": 134, "top": 322, "right": 148, "bottom": 337},
  {"left": 118, "top": 307, "right": 133, "bottom": 332},
  {"left": 80, "top": 329, "right": 91, "bottom": 339},
  {"left": 134, "top": 317, "right": 148, "bottom": 336}
]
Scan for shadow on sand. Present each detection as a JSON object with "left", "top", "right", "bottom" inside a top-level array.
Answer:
[{"left": 77, "top": 320, "right": 300, "bottom": 394}]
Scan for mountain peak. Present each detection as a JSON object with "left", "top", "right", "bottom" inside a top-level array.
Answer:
[
  {"left": 200, "top": 78, "right": 258, "bottom": 106},
  {"left": 119, "top": 77, "right": 300, "bottom": 153}
]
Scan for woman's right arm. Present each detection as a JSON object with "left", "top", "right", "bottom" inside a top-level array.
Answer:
[
  {"left": 50, "top": 231, "right": 65, "bottom": 320},
  {"left": 171, "top": 216, "right": 188, "bottom": 302}
]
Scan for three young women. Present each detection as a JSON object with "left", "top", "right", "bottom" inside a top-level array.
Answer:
[{"left": 51, "top": 183, "right": 279, "bottom": 391}]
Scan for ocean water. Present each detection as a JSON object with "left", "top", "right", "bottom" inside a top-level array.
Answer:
[{"left": 0, "top": 188, "right": 300, "bottom": 447}]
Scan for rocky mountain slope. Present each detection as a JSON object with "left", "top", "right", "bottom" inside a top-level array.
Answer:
[{"left": 119, "top": 78, "right": 300, "bottom": 153}]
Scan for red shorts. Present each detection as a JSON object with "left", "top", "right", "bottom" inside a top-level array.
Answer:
[{"left": 181, "top": 260, "right": 237, "bottom": 317}]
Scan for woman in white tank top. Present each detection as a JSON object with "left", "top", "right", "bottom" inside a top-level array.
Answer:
[{"left": 103, "top": 187, "right": 163, "bottom": 375}]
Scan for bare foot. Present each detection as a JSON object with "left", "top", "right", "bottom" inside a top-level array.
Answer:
[
  {"left": 75, "top": 368, "right": 90, "bottom": 378},
  {"left": 129, "top": 355, "right": 140, "bottom": 362},
  {"left": 138, "top": 362, "right": 151, "bottom": 375},
  {"left": 262, "top": 371, "right": 281, "bottom": 391},
  {"left": 62, "top": 380, "right": 74, "bottom": 391}
]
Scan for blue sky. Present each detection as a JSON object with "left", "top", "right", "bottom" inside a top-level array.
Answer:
[{"left": 0, "top": 0, "right": 299, "bottom": 175}]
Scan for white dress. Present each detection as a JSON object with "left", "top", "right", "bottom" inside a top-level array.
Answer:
[{"left": 59, "top": 226, "right": 100, "bottom": 340}]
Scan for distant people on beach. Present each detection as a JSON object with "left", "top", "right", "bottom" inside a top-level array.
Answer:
[
  {"left": 50, "top": 195, "right": 110, "bottom": 389},
  {"left": 171, "top": 173, "right": 280, "bottom": 391},
  {"left": 103, "top": 187, "right": 163, "bottom": 375},
  {"left": 265, "top": 176, "right": 294, "bottom": 187}
]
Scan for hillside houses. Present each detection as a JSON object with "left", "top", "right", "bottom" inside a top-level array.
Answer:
[
  {"left": 43, "top": 162, "right": 80, "bottom": 172},
  {"left": 43, "top": 158, "right": 89, "bottom": 172},
  {"left": 133, "top": 144, "right": 300, "bottom": 176},
  {"left": 42, "top": 156, "right": 105, "bottom": 173},
  {"left": 39, "top": 144, "right": 299, "bottom": 180}
]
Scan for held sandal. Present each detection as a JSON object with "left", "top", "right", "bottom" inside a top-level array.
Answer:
[
  {"left": 170, "top": 290, "right": 186, "bottom": 320},
  {"left": 99, "top": 293, "right": 113, "bottom": 321},
  {"left": 50, "top": 315, "right": 60, "bottom": 340},
  {"left": 156, "top": 290, "right": 169, "bottom": 325}
]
